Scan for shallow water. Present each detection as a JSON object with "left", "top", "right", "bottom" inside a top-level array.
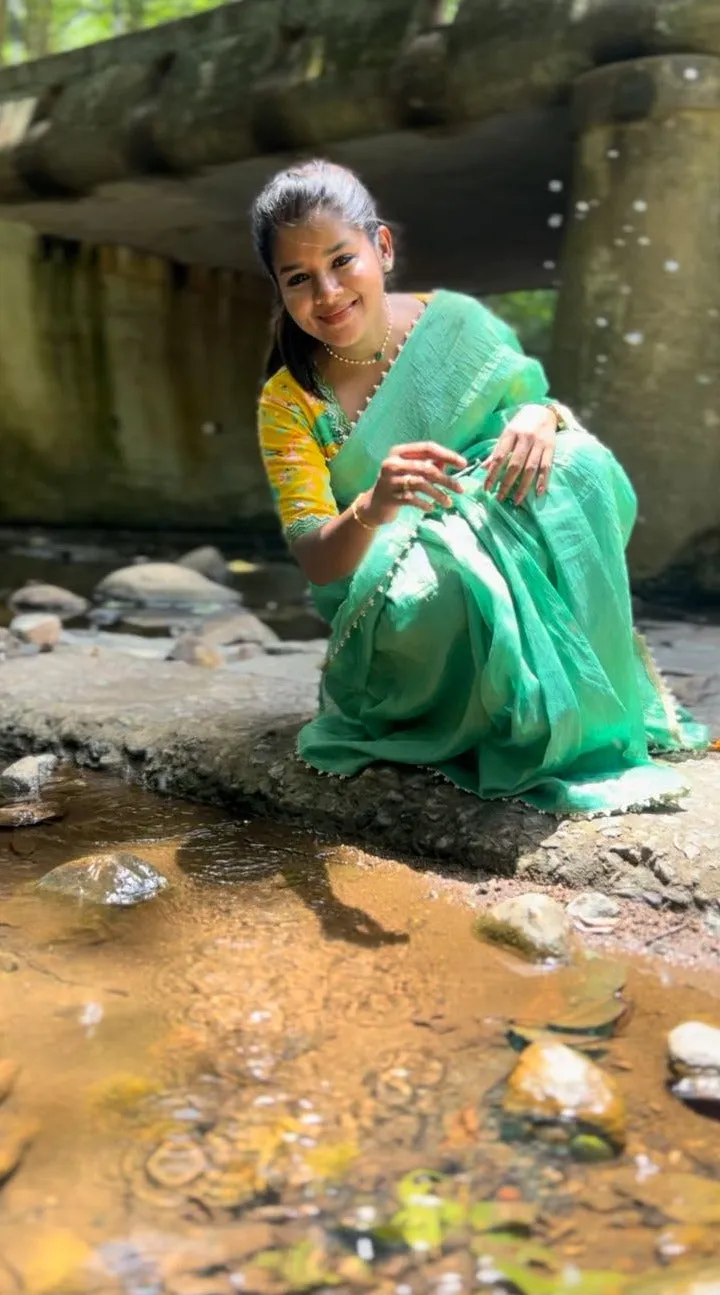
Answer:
[{"left": 0, "top": 768, "right": 719, "bottom": 1293}]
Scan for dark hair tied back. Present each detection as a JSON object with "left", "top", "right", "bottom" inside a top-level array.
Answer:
[{"left": 251, "top": 160, "right": 381, "bottom": 396}]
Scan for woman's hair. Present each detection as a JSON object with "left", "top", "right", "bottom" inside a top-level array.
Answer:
[{"left": 251, "top": 160, "right": 383, "bottom": 396}]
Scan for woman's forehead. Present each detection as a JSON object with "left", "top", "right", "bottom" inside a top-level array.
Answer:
[{"left": 273, "top": 214, "right": 357, "bottom": 264}]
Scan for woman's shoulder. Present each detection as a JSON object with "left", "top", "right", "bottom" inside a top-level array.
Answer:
[
  {"left": 259, "top": 367, "right": 326, "bottom": 428},
  {"left": 421, "top": 290, "right": 522, "bottom": 349}
]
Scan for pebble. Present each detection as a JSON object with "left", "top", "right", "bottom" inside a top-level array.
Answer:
[
  {"left": 669, "top": 1021, "right": 720, "bottom": 1075},
  {"left": 0, "top": 1119, "right": 38, "bottom": 1184},
  {"left": 9, "top": 613, "right": 62, "bottom": 650},
  {"left": 477, "top": 893, "right": 572, "bottom": 961},
  {"left": 0, "top": 753, "right": 58, "bottom": 795},
  {"left": 8, "top": 583, "right": 88, "bottom": 620},
  {"left": 37, "top": 851, "right": 169, "bottom": 906},
  {"left": 95, "top": 562, "right": 240, "bottom": 611},
  {"left": 167, "top": 634, "right": 224, "bottom": 668},
  {"left": 566, "top": 892, "right": 621, "bottom": 928},
  {"left": 503, "top": 1040, "right": 626, "bottom": 1148},
  {"left": 0, "top": 801, "right": 63, "bottom": 828}
]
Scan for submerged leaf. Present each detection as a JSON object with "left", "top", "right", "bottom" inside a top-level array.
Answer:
[{"left": 613, "top": 1170, "right": 720, "bottom": 1225}]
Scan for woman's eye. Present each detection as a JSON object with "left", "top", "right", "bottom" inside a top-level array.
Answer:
[
  {"left": 286, "top": 272, "right": 308, "bottom": 288},
  {"left": 333, "top": 254, "right": 354, "bottom": 269}
]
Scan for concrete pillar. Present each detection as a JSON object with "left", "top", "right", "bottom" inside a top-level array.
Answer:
[{"left": 551, "top": 54, "right": 720, "bottom": 598}]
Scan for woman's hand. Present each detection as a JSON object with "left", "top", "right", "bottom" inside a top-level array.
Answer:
[
  {"left": 358, "top": 442, "right": 468, "bottom": 526},
  {"left": 482, "top": 404, "right": 558, "bottom": 505}
]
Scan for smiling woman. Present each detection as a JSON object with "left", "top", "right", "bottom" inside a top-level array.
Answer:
[{"left": 250, "top": 160, "right": 708, "bottom": 816}]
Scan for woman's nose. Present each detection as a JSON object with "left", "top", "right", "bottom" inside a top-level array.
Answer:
[{"left": 313, "top": 273, "right": 338, "bottom": 304}]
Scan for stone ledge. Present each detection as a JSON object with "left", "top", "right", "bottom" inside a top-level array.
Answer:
[{"left": 0, "top": 650, "right": 717, "bottom": 910}]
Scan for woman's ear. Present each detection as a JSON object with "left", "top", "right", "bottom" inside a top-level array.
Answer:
[{"left": 377, "top": 224, "right": 394, "bottom": 274}]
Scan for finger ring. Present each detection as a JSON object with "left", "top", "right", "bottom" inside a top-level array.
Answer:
[{"left": 397, "top": 475, "right": 413, "bottom": 500}]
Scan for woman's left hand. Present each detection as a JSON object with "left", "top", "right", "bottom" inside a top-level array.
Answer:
[{"left": 482, "top": 404, "right": 558, "bottom": 506}]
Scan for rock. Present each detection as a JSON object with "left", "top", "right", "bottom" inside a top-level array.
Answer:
[
  {"left": 668, "top": 1020, "right": 720, "bottom": 1111},
  {"left": 669, "top": 1021, "right": 720, "bottom": 1075},
  {"left": 198, "top": 610, "right": 278, "bottom": 647},
  {"left": 95, "top": 563, "right": 239, "bottom": 611},
  {"left": 0, "top": 753, "right": 59, "bottom": 794},
  {"left": 167, "top": 635, "right": 224, "bottom": 668},
  {"left": 566, "top": 892, "right": 621, "bottom": 929},
  {"left": 177, "top": 545, "right": 230, "bottom": 586},
  {"left": 502, "top": 1040, "right": 627, "bottom": 1149},
  {"left": 37, "top": 851, "right": 169, "bottom": 906},
  {"left": 9, "top": 613, "right": 61, "bottom": 650},
  {"left": 476, "top": 893, "right": 572, "bottom": 961},
  {"left": 8, "top": 583, "right": 88, "bottom": 620},
  {"left": 0, "top": 802, "right": 63, "bottom": 828}
]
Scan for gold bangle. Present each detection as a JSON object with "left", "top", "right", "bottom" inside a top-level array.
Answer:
[{"left": 350, "top": 497, "right": 379, "bottom": 531}]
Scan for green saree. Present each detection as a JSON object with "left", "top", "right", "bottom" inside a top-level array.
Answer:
[{"left": 299, "top": 291, "right": 707, "bottom": 815}]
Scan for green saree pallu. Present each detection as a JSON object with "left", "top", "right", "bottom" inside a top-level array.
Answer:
[{"left": 298, "top": 291, "right": 707, "bottom": 816}]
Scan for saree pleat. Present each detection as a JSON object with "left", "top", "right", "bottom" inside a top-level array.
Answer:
[{"left": 297, "top": 292, "right": 707, "bottom": 815}]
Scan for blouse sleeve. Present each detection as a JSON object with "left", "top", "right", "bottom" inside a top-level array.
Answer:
[{"left": 258, "top": 379, "right": 339, "bottom": 544}]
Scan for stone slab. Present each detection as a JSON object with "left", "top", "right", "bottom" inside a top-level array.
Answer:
[{"left": 0, "top": 644, "right": 717, "bottom": 910}]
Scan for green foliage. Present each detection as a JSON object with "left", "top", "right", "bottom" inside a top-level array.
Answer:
[
  {"left": 2, "top": 0, "right": 220, "bottom": 65},
  {"left": 484, "top": 290, "right": 558, "bottom": 362}
]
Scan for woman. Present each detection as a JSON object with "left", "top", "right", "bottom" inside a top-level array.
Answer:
[{"left": 253, "top": 160, "right": 706, "bottom": 816}]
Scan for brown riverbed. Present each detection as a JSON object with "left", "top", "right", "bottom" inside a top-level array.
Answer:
[{"left": 1, "top": 769, "right": 719, "bottom": 1293}]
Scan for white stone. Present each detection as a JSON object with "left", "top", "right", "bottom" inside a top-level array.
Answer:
[
  {"left": 10, "top": 612, "right": 62, "bottom": 649},
  {"left": 95, "top": 563, "right": 240, "bottom": 610},
  {"left": 668, "top": 1021, "right": 720, "bottom": 1073}
]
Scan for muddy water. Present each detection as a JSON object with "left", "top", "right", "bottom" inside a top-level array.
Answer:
[{"left": 0, "top": 771, "right": 719, "bottom": 1293}]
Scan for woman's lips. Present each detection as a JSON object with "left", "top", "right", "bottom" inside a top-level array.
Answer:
[{"left": 318, "top": 300, "right": 358, "bottom": 327}]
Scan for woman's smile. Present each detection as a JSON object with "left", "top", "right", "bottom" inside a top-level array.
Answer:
[{"left": 316, "top": 299, "right": 360, "bottom": 329}]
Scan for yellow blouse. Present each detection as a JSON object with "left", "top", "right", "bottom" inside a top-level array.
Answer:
[{"left": 257, "top": 369, "right": 342, "bottom": 543}]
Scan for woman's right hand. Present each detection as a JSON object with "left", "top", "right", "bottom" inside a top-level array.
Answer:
[{"left": 358, "top": 442, "right": 468, "bottom": 526}]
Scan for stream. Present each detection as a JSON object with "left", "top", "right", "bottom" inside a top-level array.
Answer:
[{"left": 0, "top": 767, "right": 719, "bottom": 1294}]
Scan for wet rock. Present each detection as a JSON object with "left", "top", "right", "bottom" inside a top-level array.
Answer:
[
  {"left": 8, "top": 582, "right": 88, "bottom": 620},
  {"left": 61, "top": 628, "right": 175, "bottom": 660},
  {"left": 566, "top": 892, "right": 621, "bottom": 929},
  {"left": 37, "top": 851, "right": 169, "bottom": 906},
  {"left": 95, "top": 563, "right": 240, "bottom": 611},
  {"left": 669, "top": 1021, "right": 720, "bottom": 1074},
  {"left": 198, "top": 609, "right": 278, "bottom": 647},
  {"left": 668, "top": 1020, "right": 720, "bottom": 1111},
  {"left": 0, "top": 801, "right": 63, "bottom": 828},
  {"left": 0, "top": 1118, "right": 38, "bottom": 1184},
  {"left": 9, "top": 613, "right": 61, "bottom": 650},
  {"left": 0, "top": 753, "right": 58, "bottom": 795},
  {"left": 167, "top": 635, "right": 224, "bottom": 669},
  {"left": 502, "top": 1040, "right": 626, "bottom": 1149},
  {"left": 177, "top": 545, "right": 230, "bottom": 586},
  {"left": 476, "top": 894, "right": 572, "bottom": 961}
]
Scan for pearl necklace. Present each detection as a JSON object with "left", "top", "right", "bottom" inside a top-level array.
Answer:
[{"left": 322, "top": 304, "right": 393, "bottom": 367}]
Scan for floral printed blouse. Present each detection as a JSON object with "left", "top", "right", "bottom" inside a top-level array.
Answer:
[{"left": 257, "top": 369, "right": 346, "bottom": 545}]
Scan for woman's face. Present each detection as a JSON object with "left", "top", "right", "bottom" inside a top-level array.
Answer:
[{"left": 272, "top": 211, "right": 392, "bottom": 352}]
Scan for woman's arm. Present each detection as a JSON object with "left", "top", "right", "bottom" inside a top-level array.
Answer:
[{"left": 293, "top": 442, "right": 467, "bottom": 585}]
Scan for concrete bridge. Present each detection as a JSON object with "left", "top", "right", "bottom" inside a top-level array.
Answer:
[{"left": 0, "top": 0, "right": 719, "bottom": 596}]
